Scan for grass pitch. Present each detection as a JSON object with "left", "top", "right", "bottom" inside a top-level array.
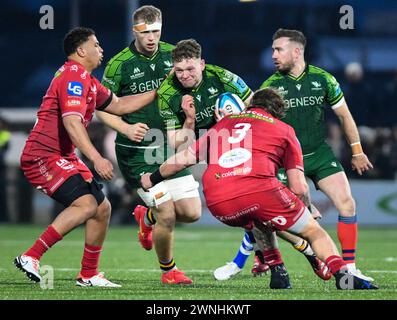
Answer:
[{"left": 0, "top": 224, "right": 396, "bottom": 300}]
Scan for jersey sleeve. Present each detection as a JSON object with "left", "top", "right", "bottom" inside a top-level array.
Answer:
[
  {"left": 283, "top": 126, "right": 304, "bottom": 172},
  {"left": 324, "top": 71, "right": 345, "bottom": 109},
  {"left": 58, "top": 70, "right": 89, "bottom": 120},
  {"left": 157, "top": 77, "right": 183, "bottom": 131},
  {"left": 93, "top": 77, "right": 113, "bottom": 110},
  {"left": 216, "top": 66, "right": 252, "bottom": 102},
  {"left": 101, "top": 58, "right": 122, "bottom": 95}
]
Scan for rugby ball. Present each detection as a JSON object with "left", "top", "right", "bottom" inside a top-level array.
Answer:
[{"left": 215, "top": 92, "right": 245, "bottom": 120}]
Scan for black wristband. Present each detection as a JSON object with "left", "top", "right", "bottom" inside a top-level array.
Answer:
[{"left": 150, "top": 169, "right": 165, "bottom": 185}]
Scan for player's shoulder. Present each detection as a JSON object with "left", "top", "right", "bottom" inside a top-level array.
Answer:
[
  {"left": 60, "top": 62, "right": 89, "bottom": 82},
  {"left": 158, "top": 41, "right": 175, "bottom": 52},
  {"left": 104, "top": 47, "right": 134, "bottom": 75},
  {"left": 157, "top": 74, "right": 179, "bottom": 98},
  {"left": 260, "top": 72, "right": 285, "bottom": 89},
  {"left": 307, "top": 65, "right": 336, "bottom": 81}
]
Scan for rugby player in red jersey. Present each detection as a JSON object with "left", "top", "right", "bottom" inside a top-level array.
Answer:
[
  {"left": 140, "top": 88, "right": 378, "bottom": 290},
  {"left": 15, "top": 27, "right": 156, "bottom": 287}
]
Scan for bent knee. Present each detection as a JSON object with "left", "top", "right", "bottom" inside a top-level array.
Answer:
[
  {"left": 94, "top": 198, "right": 112, "bottom": 221},
  {"left": 71, "top": 195, "right": 98, "bottom": 219},
  {"left": 336, "top": 195, "right": 356, "bottom": 216}
]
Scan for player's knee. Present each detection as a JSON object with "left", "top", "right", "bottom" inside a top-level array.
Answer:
[
  {"left": 95, "top": 198, "right": 112, "bottom": 222},
  {"left": 71, "top": 195, "right": 99, "bottom": 220},
  {"left": 183, "top": 206, "right": 201, "bottom": 223},
  {"left": 337, "top": 195, "right": 356, "bottom": 216},
  {"left": 156, "top": 210, "right": 176, "bottom": 230}
]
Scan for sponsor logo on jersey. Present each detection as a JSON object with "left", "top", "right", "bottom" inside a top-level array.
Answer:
[
  {"left": 218, "top": 148, "right": 252, "bottom": 168},
  {"left": 296, "top": 84, "right": 301, "bottom": 91},
  {"left": 331, "top": 162, "right": 337, "bottom": 167},
  {"left": 218, "top": 167, "right": 252, "bottom": 179},
  {"left": 66, "top": 99, "right": 81, "bottom": 107},
  {"left": 80, "top": 71, "right": 87, "bottom": 79},
  {"left": 90, "top": 84, "right": 97, "bottom": 93},
  {"left": 285, "top": 96, "right": 325, "bottom": 109},
  {"left": 218, "top": 204, "right": 260, "bottom": 223},
  {"left": 67, "top": 82, "right": 83, "bottom": 96},
  {"left": 232, "top": 75, "right": 248, "bottom": 94},
  {"left": 149, "top": 64, "right": 156, "bottom": 71},
  {"left": 164, "top": 60, "right": 173, "bottom": 68},
  {"left": 130, "top": 67, "right": 145, "bottom": 80},
  {"left": 276, "top": 86, "right": 288, "bottom": 95}
]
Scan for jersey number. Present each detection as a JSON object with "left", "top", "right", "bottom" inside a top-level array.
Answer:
[{"left": 228, "top": 123, "right": 251, "bottom": 144}]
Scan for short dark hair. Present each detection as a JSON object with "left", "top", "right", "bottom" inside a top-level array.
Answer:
[
  {"left": 133, "top": 5, "right": 162, "bottom": 24},
  {"left": 63, "top": 27, "right": 95, "bottom": 56},
  {"left": 272, "top": 28, "right": 306, "bottom": 48},
  {"left": 248, "top": 88, "right": 287, "bottom": 119},
  {"left": 172, "top": 39, "right": 202, "bottom": 63}
]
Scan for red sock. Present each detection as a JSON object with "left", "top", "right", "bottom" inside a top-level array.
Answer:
[
  {"left": 24, "top": 225, "right": 63, "bottom": 260},
  {"left": 263, "top": 248, "right": 283, "bottom": 266},
  {"left": 325, "top": 255, "right": 346, "bottom": 274},
  {"left": 80, "top": 244, "right": 102, "bottom": 278},
  {"left": 337, "top": 215, "right": 358, "bottom": 264}
]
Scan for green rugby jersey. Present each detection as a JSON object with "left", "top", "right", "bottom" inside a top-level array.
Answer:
[
  {"left": 260, "top": 64, "right": 344, "bottom": 154},
  {"left": 101, "top": 41, "right": 174, "bottom": 147},
  {"left": 157, "top": 64, "right": 252, "bottom": 135}
]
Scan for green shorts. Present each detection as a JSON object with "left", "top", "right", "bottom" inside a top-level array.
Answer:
[
  {"left": 115, "top": 144, "right": 191, "bottom": 189},
  {"left": 277, "top": 142, "right": 344, "bottom": 188}
]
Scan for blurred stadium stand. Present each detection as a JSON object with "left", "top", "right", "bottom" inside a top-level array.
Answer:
[{"left": 0, "top": 0, "right": 396, "bottom": 224}]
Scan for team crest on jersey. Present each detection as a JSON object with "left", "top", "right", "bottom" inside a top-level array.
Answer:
[
  {"left": 296, "top": 84, "right": 301, "bottom": 91},
  {"left": 196, "top": 95, "right": 201, "bottom": 102},
  {"left": 311, "top": 81, "right": 322, "bottom": 90},
  {"left": 208, "top": 87, "right": 218, "bottom": 95},
  {"left": 70, "top": 65, "right": 79, "bottom": 72},
  {"left": 164, "top": 60, "right": 173, "bottom": 68},
  {"left": 150, "top": 64, "right": 156, "bottom": 71}
]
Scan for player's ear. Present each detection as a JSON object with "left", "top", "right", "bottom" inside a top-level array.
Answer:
[
  {"left": 200, "top": 59, "right": 205, "bottom": 71},
  {"left": 76, "top": 46, "right": 85, "bottom": 58}
]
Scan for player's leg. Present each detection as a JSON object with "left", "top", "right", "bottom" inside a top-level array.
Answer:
[
  {"left": 137, "top": 180, "right": 193, "bottom": 285},
  {"left": 317, "top": 171, "right": 373, "bottom": 281},
  {"left": 213, "top": 231, "right": 255, "bottom": 281},
  {"left": 276, "top": 230, "right": 332, "bottom": 280},
  {"left": 252, "top": 223, "right": 291, "bottom": 289},
  {"left": 288, "top": 208, "right": 378, "bottom": 290}
]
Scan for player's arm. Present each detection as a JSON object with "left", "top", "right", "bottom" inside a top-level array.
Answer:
[
  {"left": 95, "top": 110, "right": 149, "bottom": 143},
  {"left": 63, "top": 115, "right": 113, "bottom": 180},
  {"left": 284, "top": 127, "right": 308, "bottom": 198},
  {"left": 332, "top": 101, "right": 373, "bottom": 175},
  {"left": 141, "top": 147, "right": 197, "bottom": 190},
  {"left": 167, "top": 95, "right": 196, "bottom": 150},
  {"left": 101, "top": 90, "right": 157, "bottom": 115}
]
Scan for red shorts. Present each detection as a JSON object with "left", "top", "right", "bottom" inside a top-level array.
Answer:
[
  {"left": 207, "top": 185, "right": 306, "bottom": 231},
  {"left": 21, "top": 154, "right": 93, "bottom": 197}
]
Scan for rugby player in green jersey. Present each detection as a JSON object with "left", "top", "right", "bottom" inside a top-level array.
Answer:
[
  {"left": 216, "top": 28, "right": 374, "bottom": 283},
  {"left": 96, "top": 6, "right": 200, "bottom": 285}
]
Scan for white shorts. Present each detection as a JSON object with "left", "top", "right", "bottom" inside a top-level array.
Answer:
[
  {"left": 137, "top": 174, "right": 200, "bottom": 208},
  {"left": 287, "top": 207, "right": 312, "bottom": 234}
]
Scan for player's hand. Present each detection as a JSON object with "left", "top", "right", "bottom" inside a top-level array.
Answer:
[
  {"left": 351, "top": 153, "right": 373, "bottom": 175},
  {"left": 140, "top": 173, "right": 153, "bottom": 190},
  {"left": 93, "top": 156, "right": 114, "bottom": 180},
  {"left": 214, "top": 108, "right": 228, "bottom": 122},
  {"left": 125, "top": 123, "right": 149, "bottom": 142},
  {"left": 181, "top": 95, "right": 196, "bottom": 121}
]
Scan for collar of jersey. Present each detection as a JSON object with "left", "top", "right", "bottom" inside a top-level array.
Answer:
[
  {"left": 287, "top": 63, "right": 309, "bottom": 81},
  {"left": 129, "top": 41, "right": 160, "bottom": 61}
]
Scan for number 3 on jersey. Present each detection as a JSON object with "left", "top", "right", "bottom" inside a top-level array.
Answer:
[{"left": 228, "top": 123, "right": 251, "bottom": 144}]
